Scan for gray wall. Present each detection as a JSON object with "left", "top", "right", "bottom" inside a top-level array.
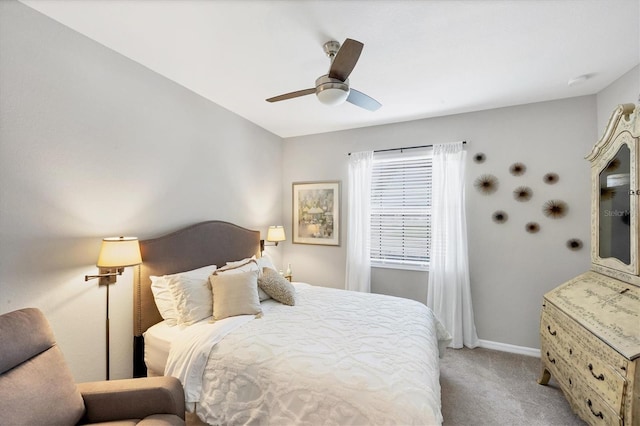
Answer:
[
  {"left": 0, "top": 1, "right": 283, "bottom": 382},
  {"left": 282, "top": 97, "right": 596, "bottom": 350},
  {"left": 596, "top": 65, "right": 639, "bottom": 136}
]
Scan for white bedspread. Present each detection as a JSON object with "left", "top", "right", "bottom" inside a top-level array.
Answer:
[{"left": 165, "top": 283, "right": 452, "bottom": 425}]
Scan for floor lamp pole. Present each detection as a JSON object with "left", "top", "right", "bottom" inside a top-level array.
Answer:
[{"left": 105, "top": 282, "right": 110, "bottom": 381}]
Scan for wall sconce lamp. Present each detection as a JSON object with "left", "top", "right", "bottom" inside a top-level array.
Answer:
[
  {"left": 85, "top": 236, "right": 142, "bottom": 380},
  {"left": 260, "top": 225, "right": 286, "bottom": 253}
]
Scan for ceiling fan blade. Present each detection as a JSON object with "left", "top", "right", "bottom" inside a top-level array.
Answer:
[
  {"left": 328, "top": 38, "right": 363, "bottom": 81},
  {"left": 347, "top": 89, "right": 381, "bottom": 111},
  {"left": 266, "top": 88, "right": 315, "bottom": 103}
]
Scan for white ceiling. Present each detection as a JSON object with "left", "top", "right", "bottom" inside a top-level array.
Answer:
[{"left": 20, "top": 0, "right": 640, "bottom": 138}]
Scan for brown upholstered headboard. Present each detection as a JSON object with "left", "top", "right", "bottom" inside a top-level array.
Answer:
[{"left": 132, "top": 220, "right": 260, "bottom": 376}]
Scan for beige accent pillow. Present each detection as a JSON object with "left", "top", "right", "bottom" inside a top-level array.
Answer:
[
  {"left": 216, "top": 259, "right": 271, "bottom": 302},
  {"left": 258, "top": 268, "right": 296, "bottom": 306},
  {"left": 210, "top": 269, "right": 262, "bottom": 321}
]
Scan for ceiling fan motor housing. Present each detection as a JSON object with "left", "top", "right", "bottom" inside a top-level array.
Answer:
[{"left": 315, "top": 75, "right": 350, "bottom": 105}]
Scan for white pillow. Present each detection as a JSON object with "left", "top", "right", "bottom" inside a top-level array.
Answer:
[
  {"left": 167, "top": 275, "right": 213, "bottom": 326},
  {"left": 256, "top": 254, "right": 276, "bottom": 272},
  {"left": 150, "top": 276, "right": 178, "bottom": 326},
  {"left": 210, "top": 269, "right": 262, "bottom": 321},
  {"left": 150, "top": 264, "right": 217, "bottom": 326}
]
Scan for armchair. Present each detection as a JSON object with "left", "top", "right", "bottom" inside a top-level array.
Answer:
[{"left": 0, "top": 308, "right": 185, "bottom": 426}]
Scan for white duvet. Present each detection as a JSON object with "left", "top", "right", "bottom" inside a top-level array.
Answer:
[{"left": 165, "top": 283, "right": 452, "bottom": 426}]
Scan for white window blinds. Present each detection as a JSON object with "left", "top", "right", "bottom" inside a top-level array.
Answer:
[{"left": 370, "top": 150, "right": 431, "bottom": 269}]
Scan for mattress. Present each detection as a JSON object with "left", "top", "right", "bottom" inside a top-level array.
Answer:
[{"left": 143, "top": 320, "right": 182, "bottom": 376}]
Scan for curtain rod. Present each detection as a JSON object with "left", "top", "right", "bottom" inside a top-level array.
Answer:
[{"left": 348, "top": 141, "right": 466, "bottom": 156}]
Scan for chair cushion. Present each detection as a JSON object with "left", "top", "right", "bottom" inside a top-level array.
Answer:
[
  {"left": 81, "top": 414, "right": 184, "bottom": 426},
  {"left": 0, "top": 307, "right": 56, "bottom": 374},
  {"left": 0, "top": 308, "right": 85, "bottom": 425}
]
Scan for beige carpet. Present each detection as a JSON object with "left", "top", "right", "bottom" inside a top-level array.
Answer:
[
  {"left": 440, "top": 347, "right": 585, "bottom": 425},
  {"left": 187, "top": 346, "right": 586, "bottom": 425}
]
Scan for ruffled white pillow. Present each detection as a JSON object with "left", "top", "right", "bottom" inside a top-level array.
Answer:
[{"left": 150, "top": 264, "right": 217, "bottom": 326}]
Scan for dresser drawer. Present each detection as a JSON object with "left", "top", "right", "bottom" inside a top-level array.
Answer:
[
  {"left": 543, "top": 302, "right": 628, "bottom": 377},
  {"left": 541, "top": 303, "right": 628, "bottom": 413},
  {"left": 542, "top": 334, "right": 623, "bottom": 426},
  {"left": 567, "top": 373, "right": 623, "bottom": 426}
]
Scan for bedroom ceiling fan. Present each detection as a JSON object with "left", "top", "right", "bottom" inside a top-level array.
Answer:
[{"left": 266, "top": 38, "right": 382, "bottom": 111}]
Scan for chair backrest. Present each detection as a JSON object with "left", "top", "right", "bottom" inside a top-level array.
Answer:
[{"left": 0, "top": 308, "right": 86, "bottom": 425}]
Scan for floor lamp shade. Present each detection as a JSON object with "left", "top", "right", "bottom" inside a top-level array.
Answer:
[{"left": 97, "top": 237, "right": 142, "bottom": 268}]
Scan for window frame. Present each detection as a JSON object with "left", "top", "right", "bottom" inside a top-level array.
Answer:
[{"left": 369, "top": 149, "right": 432, "bottom": 271}]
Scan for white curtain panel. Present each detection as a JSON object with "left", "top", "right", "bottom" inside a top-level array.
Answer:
[
  {"left": 345, "top": 151, "right": 373, "bottom": 292},
  {"left": 427, "top": 142, "right": 479, "bottom": 348}
]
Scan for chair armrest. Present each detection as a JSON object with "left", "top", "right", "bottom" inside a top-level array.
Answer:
[{"left": 76, "top": 376, "right": 185, "bottom": 424}]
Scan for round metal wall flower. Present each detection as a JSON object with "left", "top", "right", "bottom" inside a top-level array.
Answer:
[
  {"left": 542, "top": 200, "right": 568, "bottom": 219},
  {"left": 566, "top": 239, "right": 583, "bottom": 251},
  {"left": 600, "top": 187, "right": 616, "bottom": 201},
  {"left": 492, "top": 210, "right": 508, "bottom": 223},
  {"left": 509, "top": 162, "right": 526, "bottom": 176},
  {"left": 473, "top": 153, "right": 486, "bottom": 163},
  {"left": 605, "top": 158, "right": 621, "bottom": 172},
  {"left": 513, "top": 186, "right": 533, "bottom": 202},
  {"left": 543, "top": 173, "right": 559, "bottom": 184},
  {"left": 525, "top": 222, "right": 540, "bottom": 234},
  {"left": 474, "top": 174, "right": 498, "bottom": 194}
]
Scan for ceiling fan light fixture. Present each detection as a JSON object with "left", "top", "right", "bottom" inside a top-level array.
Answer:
[
  {"left": 315, "top": 75, "right": 349, "bottom": 106},
  {"left": 266, "top": 39, "right": 380, "bottom": 110}
]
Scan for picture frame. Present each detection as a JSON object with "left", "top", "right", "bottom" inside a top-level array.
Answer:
[{"left": 292, "top": 181, "right": 340, "bottom": 246}]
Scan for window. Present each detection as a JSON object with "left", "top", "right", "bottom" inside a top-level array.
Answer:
[{"left": 370, "top": 150, "right": 432, "bottom": 270}]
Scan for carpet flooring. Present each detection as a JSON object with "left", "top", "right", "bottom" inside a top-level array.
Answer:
[{"left": 440, "top": 347, "right": 585, "bottom": 426}]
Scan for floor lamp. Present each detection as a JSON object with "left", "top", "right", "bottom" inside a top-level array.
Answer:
[{"left": 85, "top": 236, "right": 142, "bottom": 380}]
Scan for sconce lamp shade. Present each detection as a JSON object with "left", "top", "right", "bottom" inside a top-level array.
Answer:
[
  {"left": 266, "top": 226, "right": 286, "bottom": 243},
  {"left": 96, "top": 237, "right": 142, "bottom": 268}
]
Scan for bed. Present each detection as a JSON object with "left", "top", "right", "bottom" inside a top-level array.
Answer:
[{"left": 134, "top": 220, "right": 452, "bottom": 425}]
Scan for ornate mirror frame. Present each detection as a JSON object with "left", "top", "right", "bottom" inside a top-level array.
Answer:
[{"left": 586, "top": 104, "right": 640, "bottom": 285}]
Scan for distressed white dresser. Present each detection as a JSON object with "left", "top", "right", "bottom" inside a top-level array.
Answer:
[{"left": 538, "top": 104, "right": 640, "bottom": 426}]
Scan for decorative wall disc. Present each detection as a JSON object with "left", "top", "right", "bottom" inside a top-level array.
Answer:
[
  {"left": 492, "top": 210, "right": 508, "bottom": 223},
  {"left": 600, "top": 187, "right": 616, "bottom": 201},
  {"left": 509, "top": 162, "right": 526, "bottom": 176},
  {"left": 473, "top": 153, "right": 486, "bottom": 163},
  {"left": 605, "top": 158, "right": 621, "bottom": 172},
  {"left": 543, "top": 173, "right": 559, "bottom": 184},
  {"left": 525, "top": 222, "right": 540, "bottom": 233},
  {"left": 542, "top": 199, "right": 568, "bottom": 219},
  {"left": 474, "top": 174, "right": 498, "bottom": 194},
  {"left": 513, "top": 186, "right": 533, "bottom": 202},
  {"left": 566, "top": 238, "right": 583, "bottom": 251}
]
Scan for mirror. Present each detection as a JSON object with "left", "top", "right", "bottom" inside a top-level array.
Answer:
[{"left": 598, "top": 144, "right": 631, "bottom": 264}]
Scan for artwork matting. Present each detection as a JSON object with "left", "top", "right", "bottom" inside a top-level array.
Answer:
[{"left": 292, "top": 181, "right": 340, "bottom": 246}]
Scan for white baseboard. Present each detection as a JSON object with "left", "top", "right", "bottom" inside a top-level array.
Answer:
[{"left": 477, "top": 339, "right": 541, "bottom": 358}]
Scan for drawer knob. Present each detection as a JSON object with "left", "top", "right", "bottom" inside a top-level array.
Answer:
[
  {"left": 546, "top": 325, "right": 557, "bottom": 336},
  {"left": 587, "top": 399, "right": 604, "bottom": 419},
  {"left": 546, "top": 351, "right": 556, "bottom": 364},
  {"left": 588, "top": 363, "right": 605, "bottom": 381}
]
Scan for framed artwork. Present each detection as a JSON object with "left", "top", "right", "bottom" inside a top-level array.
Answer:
[{"left": 292, "top": 181, "right": 340, "bottom": 246}]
